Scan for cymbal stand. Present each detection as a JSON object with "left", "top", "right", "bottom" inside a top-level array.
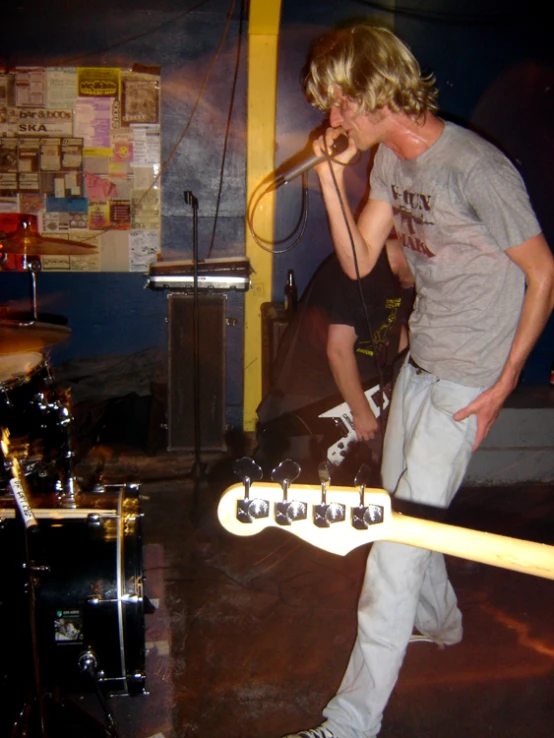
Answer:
[
  {"left": 52, "top": 385, "right": 81, "bottom": 507},
  {"left": 18, "top": 218, "right": 43, "bottom": 321},
  {"left": 0, "top": 227, "right": 41, "bottom": 321},
  {"left": 23, "top": 255, "right": 42, "bottom": 322},
  {"left": 3, "top": 445, "right": 49, "bottom": 738}
]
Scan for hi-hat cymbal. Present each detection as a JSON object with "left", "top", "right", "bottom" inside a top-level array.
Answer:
[
  {"left": 0, "top": 319, "right": 71, "bottom": 354},
  {"left": 0, "top": 230, "right": 98, "bottom": 256}
]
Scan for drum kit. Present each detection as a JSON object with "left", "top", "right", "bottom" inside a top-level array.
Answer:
[{"left": 0, "top": 224, "right": 146, "bottom": 737}]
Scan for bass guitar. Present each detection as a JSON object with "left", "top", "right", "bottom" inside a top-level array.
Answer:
[{"left": 217, "top": 458, "right": 554, "bottom": 581}]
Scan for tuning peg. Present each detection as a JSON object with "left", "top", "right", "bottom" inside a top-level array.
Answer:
[
  {"left": 314, "top": 460, "right": 344, "bottom": 528},
  {"left": 233, "top": 457, "right": 268, "bottom": 524},
  {"left": 233, "top": 457, "right": 263, "bottom": 495},
  {"left": 271, "top": 458, "right": 301, "bottom": 491},
  {"left": 318, "top": 460, "right": 331, "bottom": 485},
  {"left": 354, "top": 463, "right": 373, "bottom": 494},
  {"left": 317, "top": 461, "right": 331, "bottom": 502},
  {"left": 271, "top": 458, "right": 306, "bottom": 526},
  {"left": 351, "top": 464, "right": 384, "bottom": 530}
]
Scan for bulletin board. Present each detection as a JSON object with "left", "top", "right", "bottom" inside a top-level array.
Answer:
[{"left": 0, "top": 65, "right": 161, "bottom": 272}]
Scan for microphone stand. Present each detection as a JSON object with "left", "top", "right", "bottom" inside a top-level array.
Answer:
[{"left": 183, "top": 191, "right": 206, "bottom": 519}]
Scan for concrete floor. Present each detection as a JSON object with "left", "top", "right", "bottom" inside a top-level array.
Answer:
[{"left": 3, "top": 444, "right": 554, "bottom": 738}]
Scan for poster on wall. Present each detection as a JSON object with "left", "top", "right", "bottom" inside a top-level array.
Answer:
[{"left": 0, "top": 64, "right": 161, "bottom": 272}]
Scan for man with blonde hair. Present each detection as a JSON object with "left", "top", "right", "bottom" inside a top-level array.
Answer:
[{"left": 281, "top": 23, "right": 554, "bottom": 738}]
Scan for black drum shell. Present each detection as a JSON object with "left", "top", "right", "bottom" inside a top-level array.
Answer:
[{"left": 0, "top": 484, "right": 145, "bottom": 697}]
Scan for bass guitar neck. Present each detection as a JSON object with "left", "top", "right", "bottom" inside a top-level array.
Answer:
[{"left": 218, "top": 481, "right": 554, "bottom": 581}]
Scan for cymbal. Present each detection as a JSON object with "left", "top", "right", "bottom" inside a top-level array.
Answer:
[
  {"left": 0, "top": 230, "right": 98, "bottom": 256},
  {"left": 0, "top": 319, "right": 71, "bottom": 354}
]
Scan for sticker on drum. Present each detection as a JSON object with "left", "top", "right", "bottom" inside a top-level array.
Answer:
[
  {"left": 0, "top": 484, "right": 146, "bottom": 697},
  {"left": 54, "top": 609, "right": 83, "bottom": 644}
]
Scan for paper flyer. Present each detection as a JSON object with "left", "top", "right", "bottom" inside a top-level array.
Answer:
[
  {"left": 77, "top": 67, "right": 120, "bottom": 98},
  {"left": 129, "top": 229, "right": 160, "bottom": 272},
  {"left": 121, "top": 72, "right": 160, "bottom": 125},
  {"left": 42, "top": 254, "right": 71, "bottom": 271},
  {"left": 15, "top": 68, "right": 46, "bottom": 108},
  {"left": 131, "top": 187, "right": 160, "bottom": 230},
  {"left": 110, "top": 199, "right": 131, "bottom": 229},
  {"left": 75, "top": 98, "right": 112, "bottom": 148},
  {"left": 19, "top": 193, "right": 44, "bottom": 214},
  {"left": 88, "top": 200, "right": 110, "bottom": 229},
  {"left": 0, "top": 138, "right": 18, "bottom": 192},
  {"left": 131, "top": 124, "right": 160, "bottom": 166},
  {"left": 0, "top": 195, "right": 19, "bottom": 212},
  {"left": 3, "top": 64, "right": 161, "bottom": 271},
  {"left": 84, "top": 171, "right": 116, "bottom": 199},
  {"left": 17, "top": 108, "right": 73, "bottom": 136},
  {"left": 46, "top": 68, "right": 77, "bottom": 108}
]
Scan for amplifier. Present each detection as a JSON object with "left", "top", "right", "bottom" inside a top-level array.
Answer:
[{"left": 167, "top": 294, "right": 226, "bottom": 451}]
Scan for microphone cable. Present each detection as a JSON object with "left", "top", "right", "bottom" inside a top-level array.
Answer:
[
  {"left": 321, "top": 138, "right": 387, "bottom": 453},
  {"left": 246, "top": 136, "right": 351, "bottom": 255},
  {"left": 246, "top": 172, "right": 310, "bottom": 255}
]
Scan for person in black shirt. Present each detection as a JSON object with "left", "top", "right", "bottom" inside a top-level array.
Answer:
[{"left": 255, "top": 238, "right": 413, "bottom": 483}]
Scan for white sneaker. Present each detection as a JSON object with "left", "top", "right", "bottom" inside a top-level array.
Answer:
[
  {"left": 409, "top": 634, "right": 436, "bottom": 644},
  {"left": 409, "top": 630, "right": 462, "bottom": 647},
  {"left": 281, "top": 727, "right": 337, "bottom": 738}
]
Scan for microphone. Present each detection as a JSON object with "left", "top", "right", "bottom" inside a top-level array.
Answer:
[{"left": 273, "top": 134, "right": 350, "bottom": 187}]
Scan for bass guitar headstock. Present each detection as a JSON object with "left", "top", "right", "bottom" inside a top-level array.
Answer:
[{"left": 218, "top": 457, "right": 392, "bottom": 556}]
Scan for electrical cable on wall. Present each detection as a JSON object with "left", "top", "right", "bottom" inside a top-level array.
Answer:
[
  {"left": 207, "top": 0, "right": 247, "bottom": 258},
  {"left": 353, "top": 0, "right": 538, "bottom": 26},
  {"left": 74, "top": 0, "right": 240, "bottom": 246},
  {"left": 53, "top": 0, "right": 215, "bottom": 66},
  {"left": 132, "top": 0, "right": 238, "bottom": 222}
]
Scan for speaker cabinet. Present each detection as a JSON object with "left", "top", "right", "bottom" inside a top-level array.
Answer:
[
  {"left": 260, "top": 302, "right": 290, "bottom": 396},
  {"left": 168, "top": 294, "right": 226, "bottom": 451}
]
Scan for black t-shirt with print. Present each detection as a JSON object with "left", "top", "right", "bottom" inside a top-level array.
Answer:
[{"left": 258, "top": 249, "right": 408, "bottom": 423}]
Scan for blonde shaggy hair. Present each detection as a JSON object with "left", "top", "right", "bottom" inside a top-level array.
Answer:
[{"left": 304, "top": 25, "right": 438, "bottom": 120}]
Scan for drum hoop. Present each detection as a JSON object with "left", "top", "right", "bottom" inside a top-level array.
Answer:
[
  {"left": 116, "top": 488, "right": 126, "bottom": 688},
  {"left": 0, "top": 352, "right": 45, "bottom": 387},
  {"left": 0, "top": 507, "right": 117, "bottom": 519}
]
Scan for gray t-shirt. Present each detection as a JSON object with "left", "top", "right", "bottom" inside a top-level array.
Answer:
[{"left": 370, "top": 120, "right": 541, "bottom": 387}]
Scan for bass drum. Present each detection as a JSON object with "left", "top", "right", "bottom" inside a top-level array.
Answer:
[{"left": 0, "top": 483, "right": 145, "bottom": 697}]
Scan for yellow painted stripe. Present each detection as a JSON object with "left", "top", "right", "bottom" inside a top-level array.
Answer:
[
  {"left": 244, "top": 0, "right": 282, "bottom": 431},
  {"left": 249, "top": 0, "right": 282, "bottom": 35}
]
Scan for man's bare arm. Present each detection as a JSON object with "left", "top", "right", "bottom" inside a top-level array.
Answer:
[
  {"left": 314, "top": 131, "right": 394, "bottom": 278},
  {"left": 327, "top": 323, "right": 379, "bottom": 440},
  {"left": 454, "top": 233, "right": 554, "bottom": 450}
]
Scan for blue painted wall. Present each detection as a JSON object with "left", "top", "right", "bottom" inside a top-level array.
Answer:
[
  {"left": 1, "top": 0, "right": 247, "bottom": 424},
  {"left": 1, "top": 1, "right": 552, "bottom": 433},
  {"left": 273, "top": 0, "right": 554, "bottom": 382}
]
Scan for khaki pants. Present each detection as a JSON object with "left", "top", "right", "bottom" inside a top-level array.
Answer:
[{"left": 321, "top": 358, "right": 483, "bottom": 738}]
